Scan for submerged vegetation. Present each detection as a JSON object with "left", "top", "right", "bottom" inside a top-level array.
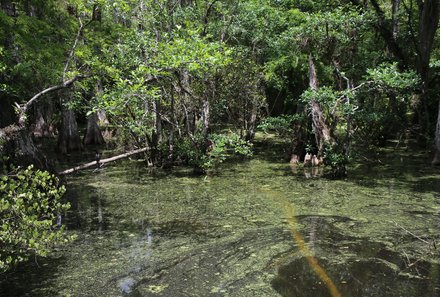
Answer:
[
  {"left": 1, "top": 149, "right": 440, "bottom": 296},
  {"left": 0, "top": 0, "right": 439, "bottom": 296},
  {"left": 1, "top": 0, "right": 439, "bottom": 171}
]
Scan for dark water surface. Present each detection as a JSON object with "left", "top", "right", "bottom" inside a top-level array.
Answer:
[{"left": 1, "top": 149, "right": 440, "bottom": 296}]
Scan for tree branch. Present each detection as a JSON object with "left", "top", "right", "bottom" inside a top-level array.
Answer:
[
  {"left": 18, "top": 75, "right": 86, "bottom": 126},
  {"left": 369, "top": 0, "right": 408, "bottom": 69},
  {"left": 59, "top": 147, "right": 148, "bottom": 175},
  {"left": 63, "top": 17, "right": 84, "bottom": 80},
  {"left": 202, "top": 0, "right": 219, "bottom": 37}
]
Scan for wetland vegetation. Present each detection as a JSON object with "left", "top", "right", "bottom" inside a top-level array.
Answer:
[{"left": 1, "top": 1, "right": 440, "bottom": 296}]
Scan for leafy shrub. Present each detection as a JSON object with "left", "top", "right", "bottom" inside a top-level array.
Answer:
[
  {"left": 0, "top": 165, "right": 71, "bottom": 272},
  {"left": 175, "top": 132, "right": 253, "bottom": 172},
  {"left": 202, "top": 133, "right": 253, "bottom": 170},
  {"left": 323, "top": 145, "right": 348, "bottom": 177},
  {"left": 366, "top": 63, "right": 420, "bottom": 91},
  {"left": 258, "top": 115, "right": 303, "bottom": 136},
  {"left": 174, "top": 134, "right": 206, "bottom": 168}
]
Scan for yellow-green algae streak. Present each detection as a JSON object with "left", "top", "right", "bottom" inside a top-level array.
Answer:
[
  {"left": 261, "top": 187, "right": 342, "bottom": 297},
  {"left": 1, "top": 145, "right": 440, "bottom": 297}
]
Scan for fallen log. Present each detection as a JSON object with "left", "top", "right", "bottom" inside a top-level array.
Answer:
[{"left": 59, "top": 147, "right": 148, "bottom": 175}]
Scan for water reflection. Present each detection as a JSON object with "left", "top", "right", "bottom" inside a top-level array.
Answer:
[
  {"left": 304, "top": 167, "right": 324, "bottom": 179},
  {"left": 289, "top": 164, "right": 324, "bottom": 178},
  {"left": 118, "top": 276, "right": 136, "bottom": 294}
]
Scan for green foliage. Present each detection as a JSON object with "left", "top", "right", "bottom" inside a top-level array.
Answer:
[
  {"left": 175, "top": 133, "right": 253, "bottom": 172},
  {"left": 301, "top": 87, "right": 357, "bottom": 136},
  {"left": 0, "top": 2, "right": 75, "bottom": 100},
  {"left": 174, "top": 135, "right": 204, "bottom": 168},
  {"left": 366, "top": 63, "right": 421, "bottom": 92},
  {"left": 202, "top": 133, "right": 253, "bottom": 171},
  {"left": 0, "top": 0, "right": 438, "bottom": 175},
  {"left": 0, "top": 165, "right": 71, "bottom": 272},
  {"left": 323, "top": 145, "right": 348, "bottom": 170},
  {"left": 258, "top": 115, "right": 303, "bottom": 136}
]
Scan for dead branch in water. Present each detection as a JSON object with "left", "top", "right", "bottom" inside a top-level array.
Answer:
[
  {"left": 392, "top": 220, "right": 433, "bottom": 246},
  {"left": 58, "top": 147, "right": 148, "bottom": 175}
]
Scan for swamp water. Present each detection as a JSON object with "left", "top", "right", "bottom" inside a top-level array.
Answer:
[{"left": 1, "top": 149, "right": 440, "bottom": 296}]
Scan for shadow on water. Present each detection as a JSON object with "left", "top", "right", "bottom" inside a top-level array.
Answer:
[
  {"left": 272, "top": 252, "right": 440, "bottom": 297},
  {"left": 272, "top": 255, "right": 440, "bottom": 297},
  {"left": 64, "top": 183, "right": 110, "bottom": 232},
  {"left": 0, "top": 256, "right": 66, "bottom": 297},
  {"left": 348, "top": 150, "right": 440, "bottom": 194},
  {"left": 272, "top": 215, "right": 440, "bottom": 297}
]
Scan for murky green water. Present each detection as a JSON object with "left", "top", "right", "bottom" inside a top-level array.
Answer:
[{"left": 1, "top": 146, "right": 440, "bottom": 296}]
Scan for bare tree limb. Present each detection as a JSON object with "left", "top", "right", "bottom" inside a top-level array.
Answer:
[
  {"left": 59, "top": 147, "right": 148, "bottom": 175},
  {"left": 17, "top": 75, "right": 86, "bottom": 126},
  {"left": 392, "top": 220, "right": 430, "bottom": 244},
  {"left": 64, "top": 17, "right": 84, "bottom": 80}
]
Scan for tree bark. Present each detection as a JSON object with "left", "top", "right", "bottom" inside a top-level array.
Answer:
[
  {"left": 97, "top": 110, "right": 109, "bottom": 125},
  {"left": 32, "top": 101, "right": 56, "bottom": 137},
  {"left": 15, "top": 129, "right": 50, "bottom": 169},
  {"left": 433, "top": 100, "right": 440, "bottom": 165},
  {"left": 179, "top": 70, "right": 197, "bottom": 138},
  {"left": 59, "top": 147, "right": 148, "bottom": 175},
  {"left": 416, "top": 0, "right": 440, "bottom": 156},
  {"left": 245, "top": 101, "right": 258, "bottom": 141},
  {"left": 0, "top": 76, "right": 84, "bottom": 169},
  {"left": 417, "top": 0, "right": 440, "bottom": 132},
  {"left": 308, "top": 55, "right": 335, "bottom": 155},
  {"left": 202, "top": 96, "right": 210, "bottom": 138},
  {"left": 168, "top": 89, "right": 176, "bottom": 163},
  {"left": 150, "top": 99, "right": 163, "bottom": 165},
  {"left": 83, "top": 112, "right": 105, "bottom": 145},
  {"left": 417, "top": 0, "right": 440, "bottom": 83},
  {"left": 392, "top": 0, "right": 401, "bottom": 40},
  {"left": 58, "top": 108, "right": 82, "bottom": 154}
]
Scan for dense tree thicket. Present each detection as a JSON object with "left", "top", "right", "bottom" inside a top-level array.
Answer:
[{"left": 1, "top": 0, "right": 439, "bottom": 170}]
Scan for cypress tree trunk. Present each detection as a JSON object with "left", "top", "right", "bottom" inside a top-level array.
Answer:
[
  {"left": 308, "top": 55, "right": 345, "bottom": 176},
  {"left": 15, "top": 129, "right": 49, "bottom": 168},
  {"left": 167, "top": 91, "right": 176, "bottom": 164},
  {"left": 202, "top": 97, "right": 210, "bottom": 138},
  {"left": 433, "top": 100, "right": 440, "bottom": 165},
  {"left": 308, "top": 55, "right": 335, "bottom": 155},
  {"left": 245, "top": 102, "right": 258, "bottom": 141},
  {"left": 58, "top": 108, "right": 82, "bottom": 154},
  {"left": 0, "top": 126, "right": 49, "bottom": 170},
  {"left": 416, "top": 0, "right": 440, "bottom": 135},
  {"left": 32, "top": 102, "right": 56, "bottom": 138},
  {"left": 150, "top": 99, "right": 162, "bottom": 165},
  {"left": 97, "top": 110, "right": 109, "bottom": 125},
  {"left": 83, "top": 112, "right": 105, "bottom": 145}
]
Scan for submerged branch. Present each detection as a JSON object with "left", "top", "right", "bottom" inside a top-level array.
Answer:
[{"left": 392, "top": 220, "right": 431, "bottom": 245}]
